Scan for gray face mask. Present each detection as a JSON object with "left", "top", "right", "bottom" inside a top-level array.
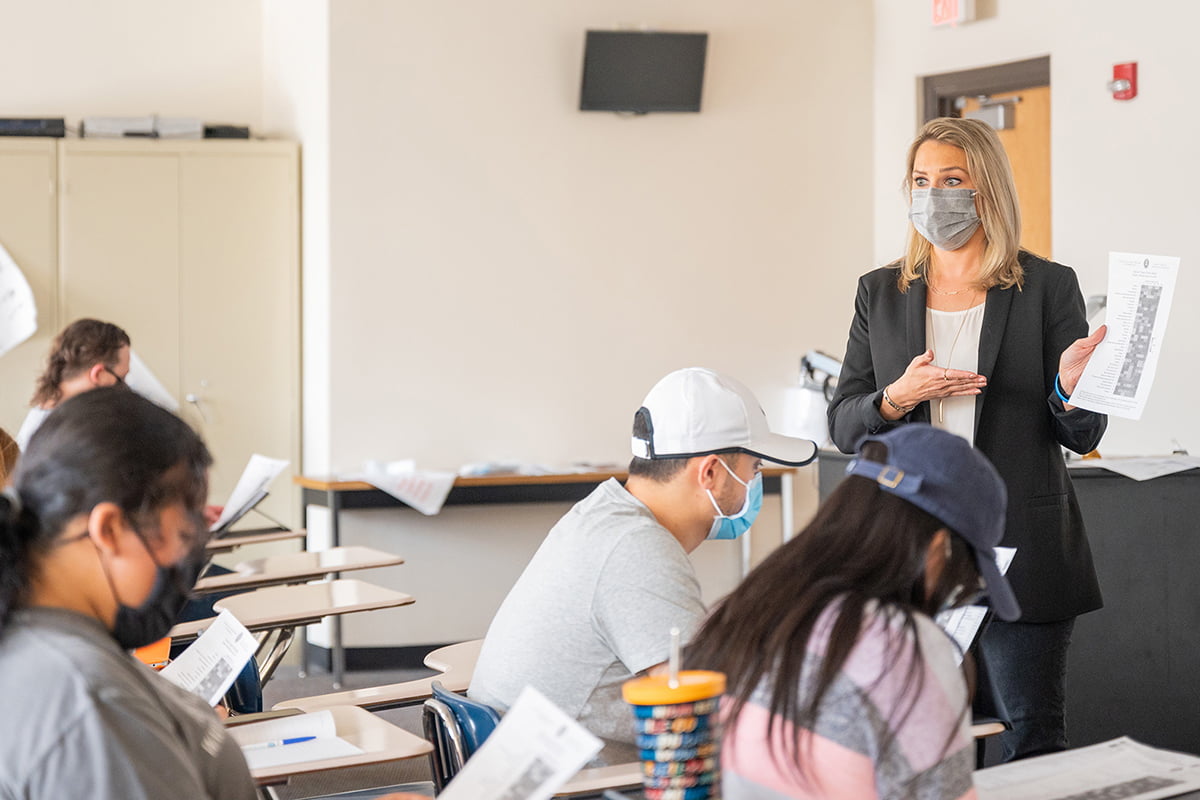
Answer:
[{"left": 909, "top": 187, "right": 980, "bottom": 251}]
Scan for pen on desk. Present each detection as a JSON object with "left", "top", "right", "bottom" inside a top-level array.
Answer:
[{"left": 242, "top": 736, "right": 317, "bottom": 750}]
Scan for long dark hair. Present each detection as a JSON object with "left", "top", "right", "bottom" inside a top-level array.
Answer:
[
  {"left": 32, "top": 318, "right": 130, "bottom": 406},
  {"left": 684, "top": 441, "right": 980, "bottom": 779},
  {"left": 0, "top": 388, "right": 211, "bottom": 629}
]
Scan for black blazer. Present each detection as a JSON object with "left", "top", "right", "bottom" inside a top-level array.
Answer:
[{"left": 828, "top": 252, "right": 1106, "bottom": 622}]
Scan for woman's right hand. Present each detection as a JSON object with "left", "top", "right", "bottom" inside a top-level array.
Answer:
[{"left": 880, "top": 350, "right": 987, "bottom": 420}]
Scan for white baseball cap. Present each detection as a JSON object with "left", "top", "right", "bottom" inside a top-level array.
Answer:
[{"left": 631, "top": 368, "right": 818, "bottom": 466}]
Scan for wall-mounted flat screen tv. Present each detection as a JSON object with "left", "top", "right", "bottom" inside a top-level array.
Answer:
[{"left": 579, "top": 31, "right": 708, "bottom": 113}]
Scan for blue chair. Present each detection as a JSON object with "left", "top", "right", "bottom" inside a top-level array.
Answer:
[{"left": 421, "top": 680, "right": 501, "bottom": 791}]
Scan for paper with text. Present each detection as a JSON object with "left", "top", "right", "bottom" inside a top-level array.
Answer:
[
  {"left": 438, "top": 686, "right": 603, "bottom": 800},
  {"left": 974, "top": 736, "right": 1200, "bottom": 799},
  {"left": 159, "top": 610, "right": 258, "bottom": 705},
  {"left": 1070, "top": 253, "right": 1179, "bottom": 420},
  {"left": 227, "top": 709, "right": 364, "bottom": 770},
  {"left": 0, "top": 241, "right": 37, "bottom": 357},
  {"left": 937, "top": 547, "right": 1016, "bottom": 664},
  {"left": 211, "top": 454, "right": 290, "bottom": 532},
  {"left": 355, "top": 461, "right": 456, "bottom": 516}
]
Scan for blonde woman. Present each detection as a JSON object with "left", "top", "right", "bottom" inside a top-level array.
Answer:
[{"left": 828, "top": 117, "right": 1106, "bottom": 762}]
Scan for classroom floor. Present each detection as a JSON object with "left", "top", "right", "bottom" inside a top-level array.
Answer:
[{"left": 260, "top": 666, "right": 437, "bottom": 800}]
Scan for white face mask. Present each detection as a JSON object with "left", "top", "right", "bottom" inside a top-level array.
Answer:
[{"left": 909, "top": 187, "right": 980, "bottom": 250}]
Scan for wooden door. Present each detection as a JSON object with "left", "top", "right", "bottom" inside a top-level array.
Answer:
[
  {"left": 58, "top": 142, "right": 182, "bottom": 396},
  {"left": 0, "top": 140, "right": 58, "bottom": 433},
  {"left": 179, "top": 145, "right": 300, "bottom": 525},
  {"left": 962, "top": 86, "right": 1052, "bottom": 258}
]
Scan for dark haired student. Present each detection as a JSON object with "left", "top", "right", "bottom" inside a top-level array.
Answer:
[
  {"left": 15, "top": 318, "right": 131, "bottom": 450},
  {"left": 471, "top": 368, "right": 816, "bottom": 755},
  {"left": 687, "top": 424, "right": 1018, "bottom": 800},
  {"left": 0, "top": 388, "right": 256, "bottom": 799}
]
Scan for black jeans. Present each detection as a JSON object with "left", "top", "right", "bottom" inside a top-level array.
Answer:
[{"left": 976, "top": 617, "right": 1075, "bottom": 762}]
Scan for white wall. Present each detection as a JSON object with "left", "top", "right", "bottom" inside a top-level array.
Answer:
[
  {"left": 315, "top": 0, "right": 875, "bottom": 645},
  {"left": 873, "top": 1, "right": 1200, "bottom": 455},
  {"left": 261, "top": 0, "right": 333, "bottom": 473},
  {"left": 0, "top": 0, "right": 263, "bottom": 130}
]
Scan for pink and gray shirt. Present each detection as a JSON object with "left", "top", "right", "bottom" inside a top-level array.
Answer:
[{"left": 722, "top": 601, "right": 977, "bottom": 800}]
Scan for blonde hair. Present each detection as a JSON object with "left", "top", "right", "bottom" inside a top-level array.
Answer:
[{"left": 898, "top": 117, "right": 1023, "bottom": 292}]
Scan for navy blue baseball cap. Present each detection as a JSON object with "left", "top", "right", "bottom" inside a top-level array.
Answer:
[{"left": 845, "top": 424, "right": 1020, "bottom": 622}]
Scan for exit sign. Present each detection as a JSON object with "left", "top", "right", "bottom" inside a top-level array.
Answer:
[{"left": 932, "top": 0, "right": 976, "bottom": 26}]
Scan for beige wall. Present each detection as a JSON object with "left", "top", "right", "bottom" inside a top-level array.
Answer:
[
  {"left": 312, "top": 0, "right": 874, "bottom": 645},
  {"left": 872, "top": 0, "right": 1200, "bottom": 456},
  {"left": 0, "top": 0, "right": 263, "bottom": 130}
]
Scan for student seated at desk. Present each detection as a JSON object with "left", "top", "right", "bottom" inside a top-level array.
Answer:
[
  {"left": 685, "top": 424, "right": 1020, "bottom": 800},
  {"left": 0, "top": 388, "right": 257, "bottom": 799},
  {"left": 470, "top": 368, "right": 816, "bottom": 756}
]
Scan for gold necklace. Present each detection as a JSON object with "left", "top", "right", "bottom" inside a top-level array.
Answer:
[{"left": 928, "top": 280, "right": 978, "bottom": 297}]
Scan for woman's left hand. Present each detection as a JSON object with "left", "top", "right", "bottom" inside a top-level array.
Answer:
[{"left": 1058, "top": 325, "right": 1107, "bottom": 395}]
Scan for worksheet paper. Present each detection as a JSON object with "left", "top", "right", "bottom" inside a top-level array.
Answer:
[
  {"left": 211, "top": 454, "right": 290, "bottom": 532},
  {"left": 974, "top": 736, "right": 1200, "bottom": 799},
  {"left": 1069, "top": 456, "right": 1200, "bottom": 482},
  {"left": 1069, "top": 253, "right": 1179, "bottom": 420},
  {"left": 125, "top": 349, "right": 180, "bottom": 411},
  {"left": 354, "top": 460, "right": 456, "bottom": 516},
  {"left": 159, "top": 610, "right": 258, "bottom": 706},
  {"left": 227, "top": 709, "right": 363, "bottom": 770},
  {"left": 936, "top": 547, "right": 1016, "bottom": 664},
  {"left": 0, "top": 241, "right": 37, "bottom": 357},
  {"left": 438, "top": 686, "right": 603, "bottom": 800}
]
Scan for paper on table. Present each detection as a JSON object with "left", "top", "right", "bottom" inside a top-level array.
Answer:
[
  {"left": 159, "top": 610, "right": 258, "bottom": 706},
  {"left": 1070, "top": 252, "right": 1179, "bottom": 420},
  {"left": 211, "top": 454, "right": 290, "bottom": 532},
  {"left": 228, "top": 709, "right": 363, "bottom": 770},
  {"left": 0, "top": 241, "right": 37, "bottom": 357},
  {"left": 937, "top": 547, "right": 1016, "bottom": 664},
  {"left": 125, "top": 350, "right": 180, "bottom": 411},
  {"left": 352, "top": 460, "right": 456, "bottom": 516},
  {"left": 974, "top": 736, "right": 1200, "bottom": 799},
  {"left": 438, "top": 686, "right": 603, "bottom": 800},
  {"left": 1072, "top": 456, "right": 1200, "bottom": 482}
]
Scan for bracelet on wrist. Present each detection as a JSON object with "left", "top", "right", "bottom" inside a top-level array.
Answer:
[
  {"left": 882, "top": 386, "right": 915, "bottom": 415},
  {"left": 1054, "top": 373, "right": 1072, "bottom": 405}
]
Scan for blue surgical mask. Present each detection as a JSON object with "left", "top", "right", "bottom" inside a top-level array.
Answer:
[{"left": 706, "top": 460, "right": 763, "bottom": 540}]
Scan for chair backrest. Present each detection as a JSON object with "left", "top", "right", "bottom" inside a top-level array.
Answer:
[{"left": 422, "top": 680, "right": 502, "bottom": 791}]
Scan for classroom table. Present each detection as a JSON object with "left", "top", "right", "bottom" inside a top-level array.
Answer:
[
  {"left": 169, "top": 579, "right": 415, "bottom": 684},
  {"left": 228, "top": 704, "right": 433, "bottom": 797},
  {"left": 275, "top": 639, "right": 482, "bottom": 714},
  {"left": 205, "top": 527, "right": 308, "bottom": 555},
  {"left": 193, "top": 545, "right": 404, "bottom": 594},
  {"left": 296, "top": 468, "right": 798, "bottom": 685}
]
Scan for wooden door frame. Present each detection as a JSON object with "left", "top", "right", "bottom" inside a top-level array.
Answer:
[{"left": 922, "top": 55, "right": 1050, "bottom": 121}]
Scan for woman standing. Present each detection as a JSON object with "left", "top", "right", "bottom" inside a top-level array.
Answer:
[
  {"left": 827, "top": 117, "right": 1107, "bottom": 761},
  {"left": 687, "top": 424, "right": 1016, "bottom": 799}
]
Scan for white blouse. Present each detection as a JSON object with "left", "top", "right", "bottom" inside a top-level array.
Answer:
[{"left": 926, "top": 302, "right": 985, "bottom": 446}]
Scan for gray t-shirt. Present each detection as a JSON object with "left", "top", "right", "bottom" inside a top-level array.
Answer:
[
  {"left": 470, "top": 478, "right": 705, "bottom": 745},
  {"left": 0, "top": 607, "right": 256, "bottom": 800}
]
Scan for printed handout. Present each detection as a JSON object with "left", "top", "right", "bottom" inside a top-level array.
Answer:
[{"left": 1069, "top": 252, "right": 1179, "bottom": 420}]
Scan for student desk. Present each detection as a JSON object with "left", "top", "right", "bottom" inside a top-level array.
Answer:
[
  {"left": 296, "top": 468, "right": 798, "bottom": 686},
  {"left": 170, "top": 579, "right": 415, "bottom": 685},
  {"left": 205, "top": 527, "right": 308, "bottom": 556},
  {"left": 231, "top": 705, "right": 433, "bottom": 797},
  {"left": 193, "top": 545, "right": 404, "bottom": 594},
  {"left": 275, "top": 639, "right": 482, "bottom": 714}
]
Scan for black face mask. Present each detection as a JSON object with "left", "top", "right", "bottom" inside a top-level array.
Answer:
[{"left": 111, "top": 559, "right": 199, "bottom": 650}]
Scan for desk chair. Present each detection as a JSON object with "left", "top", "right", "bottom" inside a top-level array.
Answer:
[
  {"left": 274, "top": 639, "right": 482, "bottom": 714},
  {"left": 422, "top": 681, "right": 501, "bottom": 791},
  {"left": 420, "top": 681, "right": 642, "bottom": 797}
]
